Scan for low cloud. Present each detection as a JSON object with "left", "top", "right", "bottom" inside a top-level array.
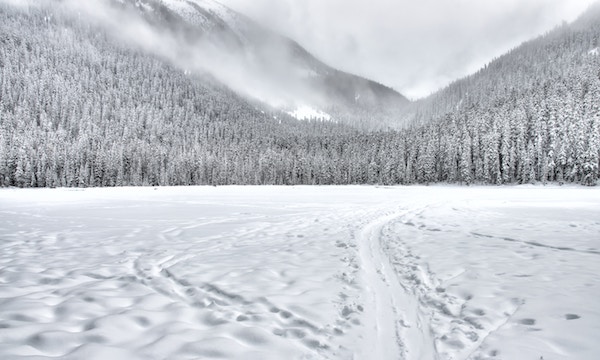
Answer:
[
  {"left": 222, "top": 0, "right": 596, "bottom": 99},
  {"left": 52, "top": 0, "right": 317, "bottom": 108}
]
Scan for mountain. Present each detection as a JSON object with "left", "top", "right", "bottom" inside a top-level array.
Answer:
[
  {"left": 401, "top": 2, "right": 600, "bottom": 127},
  {"left": 0, "top": 0, "right": 598, "bottom": 187},
  {"left": 2, "top": 0, "right": 398, "bottom": 187},
  {"left": 110, "top": 0, "right": 409, "bottom": 128},
  {"left": 394, "top": 2, "right": 600, "bottom": 185}
]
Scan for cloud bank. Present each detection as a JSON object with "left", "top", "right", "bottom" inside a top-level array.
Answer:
[{"left": 222, "top": 0, "right": 596, "bottom": 99}]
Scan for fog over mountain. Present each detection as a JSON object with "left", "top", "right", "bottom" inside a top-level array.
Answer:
[
  {"left": 222, "top": 0, "right": 596, "bottom": 99},
  {"left": 55, "top": 0, "right": 407, "bottom": 127}
]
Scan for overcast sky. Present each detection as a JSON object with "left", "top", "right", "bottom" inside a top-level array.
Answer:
[{"left": 221, "top": 0, "right": 596, "bottom": 99}]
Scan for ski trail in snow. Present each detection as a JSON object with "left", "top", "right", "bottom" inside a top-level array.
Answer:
[
  {"left": 356, "top": 208, "right": 437, "bottom": 360},
  {"left": 471, "top": 232, "right": 600, "bottom": 255}
]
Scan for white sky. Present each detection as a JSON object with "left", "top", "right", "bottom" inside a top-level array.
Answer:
[{"left": 221, "top": 0, "right": 596, "bottom": 99}]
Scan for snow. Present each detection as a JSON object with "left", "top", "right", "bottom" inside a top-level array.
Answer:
[
  {"left": 160, "top": 0, "right": 228, "bottom": 17},
  {"left": 160, "top": 0, "right": 247, "bottom": 41},
  {"left": 159, "top": 0, "right": 213, "bottom": 28},
  {"left": 138, "top": 1, "right": 154, "bottom": 12},
  {"left": 0, "top": 185, "right": 599, "bottom": 359},
  {"left": 187, "top": 0, "right": 232, "bottom": 17},
  {"left": 588, "top": 47, "right": 599, "bottom": 56},
  {"left": 294, "top": 67, "right": 319, "bottom": 79},
  {"left": 287, "top": 106, "right": 332, "bottom": 121}
]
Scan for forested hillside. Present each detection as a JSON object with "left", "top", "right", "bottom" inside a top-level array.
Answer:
[
  {"left": 0, "top": 2, "right": 406, "bottom": 187},
  {"left": 399, "top": 3, "right": 600, "bottom": 185},
  {"left": 0, "top": 1, "right": 598, "bottom": 187}
]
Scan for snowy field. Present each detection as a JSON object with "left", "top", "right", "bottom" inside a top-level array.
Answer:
[{"left": 0, "top": 186, "right": 599, "bottom": 360}]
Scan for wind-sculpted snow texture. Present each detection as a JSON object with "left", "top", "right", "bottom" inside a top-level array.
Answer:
[{"left": 0, "top": 186, "right": 599, "bottom": 359}]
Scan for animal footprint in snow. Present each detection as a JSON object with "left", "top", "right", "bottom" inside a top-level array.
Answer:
[
  {"left": 565, "top": 314, "right": 580, "bottom": 320},
  {"left": 518, "top": 318, "right": 536, "bottom": 325},
  {"left": 236, "top": 314, "right": 249, "bottom": 322},
  {"left": 472, "top": 308, "right": 485, "bottom": 316},
  {"left": 279, "top": 310, "right": 292, "bottom": 319},
  {"left": 399, "top": 319, "right": 411, "bottom": 328}
]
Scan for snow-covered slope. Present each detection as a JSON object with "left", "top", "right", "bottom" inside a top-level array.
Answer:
[
  {"left": 286, "top": 106, "right": 332, "bottom": 121},
  {"left": 159, "top": 0, "right": 247, "bottom": 40},
  {"left": 399, "top": 1, "right": 600, "bottom": 127}
]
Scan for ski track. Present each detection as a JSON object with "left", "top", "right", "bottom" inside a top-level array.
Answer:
[
  {"left": 354, "top": 207, "right": 436, "bottom": 360},
  {"left": 378, "top": 211, "right": 519, "bottom": 360}
]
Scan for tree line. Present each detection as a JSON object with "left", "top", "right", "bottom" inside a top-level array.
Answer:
[{"left": 0, "top": 2, "right": 598, "bottom": 187}]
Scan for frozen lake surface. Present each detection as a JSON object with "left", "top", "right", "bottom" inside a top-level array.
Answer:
[{"left": 0, "top": 186, "right": 599, "bottom": 359}]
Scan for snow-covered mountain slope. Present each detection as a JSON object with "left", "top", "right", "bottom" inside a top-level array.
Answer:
[
  {"left": 399, "top": 1, "right": 600, "bottom": 127},
  {"left": 161, "top": 0, "right": 252, "bottom": 42},
  {"left": 113, "top": 0, "right": 408, "bottom": 127}
]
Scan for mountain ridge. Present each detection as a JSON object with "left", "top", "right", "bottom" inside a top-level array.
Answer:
[
  {"left": 110, "top": 0, "right": 409, "bottom": 127},
  {"left": 401, "top": 1, "right": 600, "bottom": 126}
]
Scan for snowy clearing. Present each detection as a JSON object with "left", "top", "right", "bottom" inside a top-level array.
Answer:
[
  {"left": 0, "top": 186, "right": 599, "bottom": 360},
  {"left": 287, "top": 106, "right": 332, "bottom": 121}
]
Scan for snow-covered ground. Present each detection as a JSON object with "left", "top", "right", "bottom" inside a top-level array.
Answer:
[
  {"left": 287, "top": 106, "right": 332, "bottom": 121},
  {"left": 0, "top": 186, "right": 598, "bottom": 360}
]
